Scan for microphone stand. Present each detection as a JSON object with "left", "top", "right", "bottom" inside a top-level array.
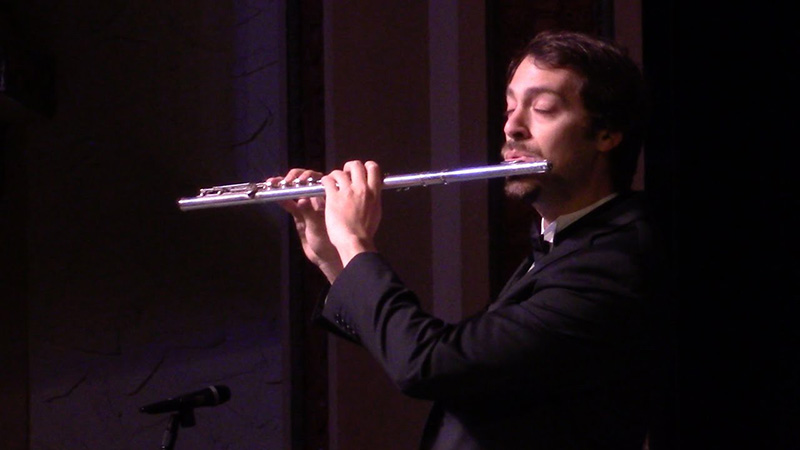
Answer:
[{"left": 160, "top": 408, "right": 196, "bottom": 450}]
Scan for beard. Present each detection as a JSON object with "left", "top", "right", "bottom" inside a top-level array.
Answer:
[{"left": 504, "top": 176, "right": 541, "bottom": 203}]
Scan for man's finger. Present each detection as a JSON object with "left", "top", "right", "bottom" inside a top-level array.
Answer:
[
  {"left": 364, "top": 161, "right": 383, "bottom": 192},
  {"left": 343, "top": 160, "right": 367, "bottom": 189}
]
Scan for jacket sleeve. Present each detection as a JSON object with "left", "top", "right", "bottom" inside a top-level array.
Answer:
[{"left": 319, "top": 239, "right": 655, "bottom": 404}]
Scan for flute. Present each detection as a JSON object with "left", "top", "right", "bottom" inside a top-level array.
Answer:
[{"left": 177, "top": 160, "right": 551, "bottom": 211}]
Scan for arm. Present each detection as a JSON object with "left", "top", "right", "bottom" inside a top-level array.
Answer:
[
  {"left": 322, "top": 230, "right": 655, "bottom": 404},
  {"left": 288, "top": 162, "right": 655, "bottom": 403}
]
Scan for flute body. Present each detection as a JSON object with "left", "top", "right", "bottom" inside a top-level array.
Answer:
[{"left": 177, "top": 160, "right": 551, "bottom": 211}]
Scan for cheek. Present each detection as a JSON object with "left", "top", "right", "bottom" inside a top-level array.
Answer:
[{"left": 539, "top": 118, "right": 593, "bottom": 152}]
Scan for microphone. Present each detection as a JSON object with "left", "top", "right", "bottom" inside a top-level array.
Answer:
[{"left": 139, "top": 385, "right": 231, "bottom": 414}]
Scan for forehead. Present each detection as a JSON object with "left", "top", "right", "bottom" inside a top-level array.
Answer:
[{"left": 506, "top": 57, "right": 583, "bottom": 100}]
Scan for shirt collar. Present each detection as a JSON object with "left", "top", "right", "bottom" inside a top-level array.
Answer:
[{"left": 541, "top": 193, "right": 618, "bottom": 245}]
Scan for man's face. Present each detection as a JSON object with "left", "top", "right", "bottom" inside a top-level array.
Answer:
[{"left": 502, "top": 56, "right": 603, "bottom": 202}]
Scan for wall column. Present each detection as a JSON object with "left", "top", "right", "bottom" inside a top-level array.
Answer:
[{"left": 322, "top": 2, "right": 489, "bottom": 448}]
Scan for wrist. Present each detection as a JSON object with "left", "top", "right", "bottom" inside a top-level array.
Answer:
[
  {"left": 317, "top": 260, "right": 344, "bottom": 283},
  {"left": 336, "top": 238, "right": 376, "bottom": 268}
]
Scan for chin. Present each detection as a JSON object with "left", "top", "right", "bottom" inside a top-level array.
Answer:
[{"left": 504, "top": 178, "right": 539, "bottom": 202}]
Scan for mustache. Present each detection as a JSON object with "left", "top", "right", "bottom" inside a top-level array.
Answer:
[{"left": 501, "top": 141, "right": 542, "bottom": 156}]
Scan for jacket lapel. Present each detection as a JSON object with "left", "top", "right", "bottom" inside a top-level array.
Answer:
[
  {"left": 489, "top": 193, "right": 644, "bottom": 311},
  {"left": 495, "top": 254, "right": 535, "bottom": 301}
]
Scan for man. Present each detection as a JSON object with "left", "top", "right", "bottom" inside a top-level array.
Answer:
[{"left": 273, "top": 30, "right": 668, "bottom": 449}]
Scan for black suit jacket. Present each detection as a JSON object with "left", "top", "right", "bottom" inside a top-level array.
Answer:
[{"left": 318, "top": 192, "right": 669, "bottom": 449}]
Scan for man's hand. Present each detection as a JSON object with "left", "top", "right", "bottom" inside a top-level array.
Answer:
[
  {"left": 269, "top": 169, "right": 343, "bottom": 282},
  {"left": 321, "top": 160, "right": 383, "bottom": 267}
]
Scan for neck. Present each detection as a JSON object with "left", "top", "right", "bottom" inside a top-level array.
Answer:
[{"left": 537, "top": 183, "right": 616, "bottom": 226}]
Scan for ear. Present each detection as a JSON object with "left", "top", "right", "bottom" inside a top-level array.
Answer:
[{"left": 596, "top": 130, "right": 622, "bottom": 152}]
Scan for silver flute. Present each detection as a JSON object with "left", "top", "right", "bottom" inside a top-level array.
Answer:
[{"left": 177, "top": 160, "right": 551, "bottom": 211}]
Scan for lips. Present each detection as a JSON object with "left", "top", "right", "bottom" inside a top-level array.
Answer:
[
  {"left": 501, "top": 142, "right": 542, "bottom": 163},
  {"left": 502, "top": 150, "right": 543, "bottom": 164}
]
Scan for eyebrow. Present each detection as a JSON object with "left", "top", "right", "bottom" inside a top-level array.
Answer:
[{"left": 506, "top": 86, "right": 564, "bottom": 100}]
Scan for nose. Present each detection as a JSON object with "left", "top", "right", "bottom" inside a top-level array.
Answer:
[{"left": 503, "top": 108, "right": 531, "bottom": 141}]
